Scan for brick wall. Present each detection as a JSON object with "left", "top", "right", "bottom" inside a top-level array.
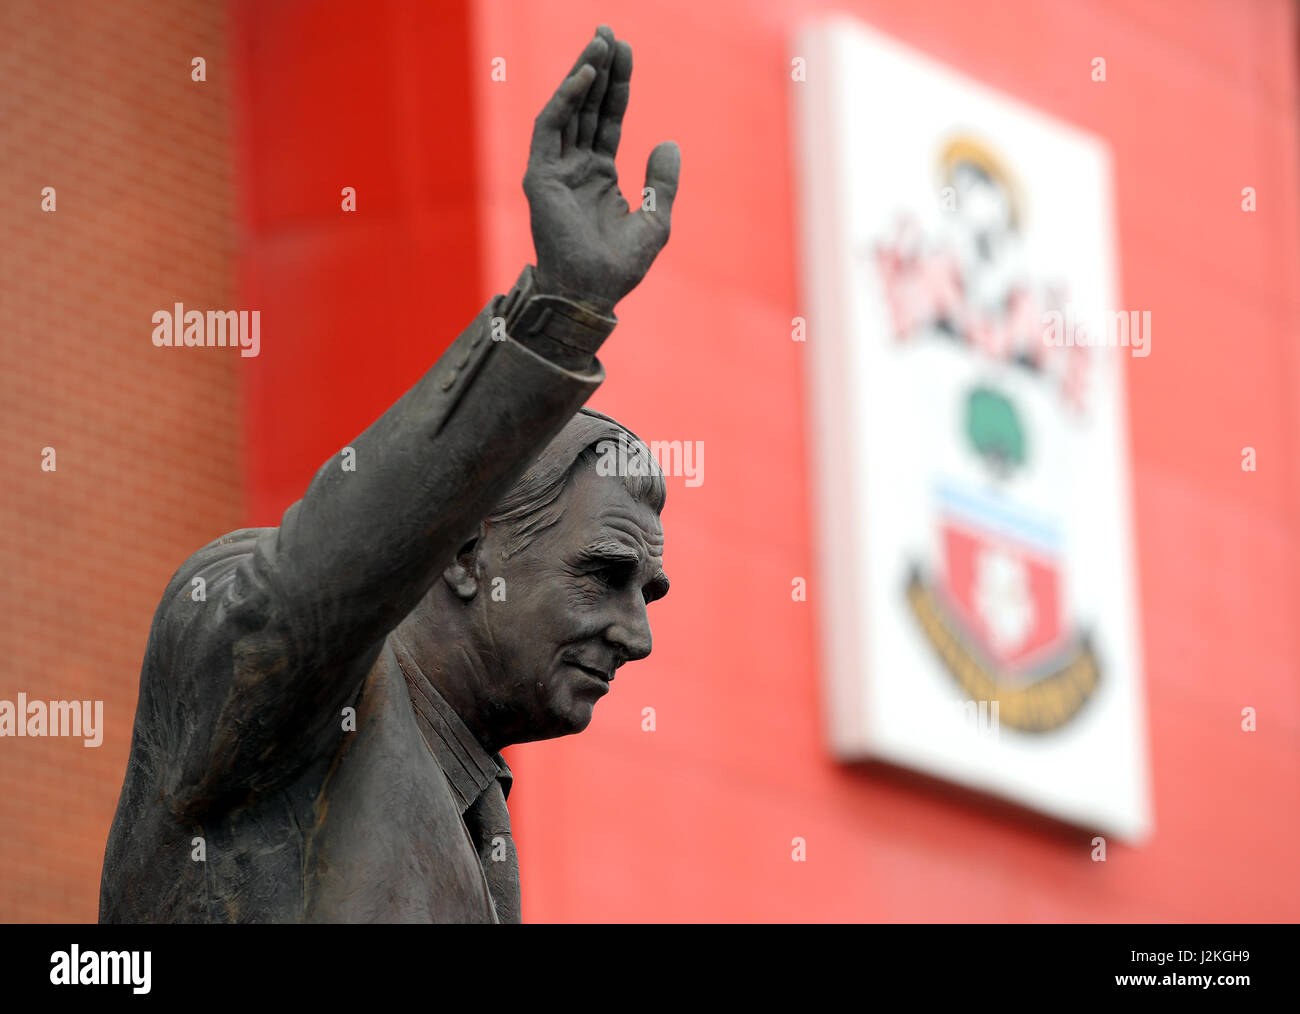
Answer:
[{"left": 0, "top": 0, "right": 241, "bottom": 922}]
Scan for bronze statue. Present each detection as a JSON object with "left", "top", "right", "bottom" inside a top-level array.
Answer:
[{"left": 100, "top": 25, "right": 679, "bottom": 923}]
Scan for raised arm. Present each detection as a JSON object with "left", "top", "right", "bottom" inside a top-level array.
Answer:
[{"left": 158, "top": 26, "right": 680, "bottom": 814}]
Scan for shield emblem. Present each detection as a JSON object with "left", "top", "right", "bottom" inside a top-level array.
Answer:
[
  {"left": 904, "top": 477, "right": 1100, "bottom": 733},
  {"left": 939, "top": 503, "right": 1062, "bottom": 677}
]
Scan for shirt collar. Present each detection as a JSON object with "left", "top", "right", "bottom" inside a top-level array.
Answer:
[{"left": 392, "top": 636, "right": 512, "bottom": 811}]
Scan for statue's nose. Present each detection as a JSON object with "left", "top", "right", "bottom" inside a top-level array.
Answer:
[{"left": 607, "top": 603, "right": 652, "bottom": 663}]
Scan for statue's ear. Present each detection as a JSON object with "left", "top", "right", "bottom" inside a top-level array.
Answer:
[{"left": 442, "top": 523, "right": 486, "bottom": 601}]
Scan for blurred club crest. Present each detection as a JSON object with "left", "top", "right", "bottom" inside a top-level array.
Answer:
[
  {"left": 878, "top": 136, "right": 1100, "bottom": 732},
  {"left": 906, "top": 386, "right": 1099, "bottom": 733}
]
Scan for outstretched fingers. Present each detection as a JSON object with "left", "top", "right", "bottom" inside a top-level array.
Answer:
[
  {"left": 530, "top": 34, "right": 607, "bottom": 164},
  {"left": 577, "top": 26, "right": 617, "bottom": 149},
  {"left": 594, "top": 40, "right": 633, "bottom": 158},
  {"left": 563, "top": 34, "right": 608, "bottom": 151}
]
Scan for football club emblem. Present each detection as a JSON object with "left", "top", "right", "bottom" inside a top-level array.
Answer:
[
  {"left": 871, "top": 133, "right": 1102, "bottom": 733},
  {"left": 906, "top": 387, "right": 1100, "bottom": 732}
]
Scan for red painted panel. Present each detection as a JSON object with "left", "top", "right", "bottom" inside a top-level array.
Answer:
[{"left": 232, "top": 0, "right": 484, "bottom": 523}]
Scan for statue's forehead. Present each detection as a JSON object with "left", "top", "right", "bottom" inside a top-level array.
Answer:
[
  {"left": 567, "top": 471, "right": 663, "bottom": 555},
  {"left": 594, "top": 508, "right": 664, "bottom": 557}
]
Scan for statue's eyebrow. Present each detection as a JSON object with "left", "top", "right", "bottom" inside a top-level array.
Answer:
[
  {"left": 575, "top": 538, "right": 641, "bottom": 566},
  {"left": 576, "top": 538, "right": 670, "bottom": 603}
]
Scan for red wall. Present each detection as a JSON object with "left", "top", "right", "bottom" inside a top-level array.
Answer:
[
  {"left": 233, "top": 0, "right": 484, "bottom": 522},
  {"left": 234, "top": 0, "right": 1300, "bottom": 921}
]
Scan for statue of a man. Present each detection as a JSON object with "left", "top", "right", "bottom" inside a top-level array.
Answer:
[{"left": 99, "top": 25, "right": 679, "bottom": 923}]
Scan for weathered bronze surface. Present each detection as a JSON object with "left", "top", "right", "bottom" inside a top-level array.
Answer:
[{"left": 100, "top": 25, "right": 678, "bottom": 923}]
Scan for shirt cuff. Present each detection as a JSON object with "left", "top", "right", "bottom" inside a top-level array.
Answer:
[{"left": 499, "top": 264, "right": 617, "bottom": 371}]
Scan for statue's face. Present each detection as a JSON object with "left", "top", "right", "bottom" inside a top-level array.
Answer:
[{"left": 476, "top": 460, "right": 668, "bottom": 743}]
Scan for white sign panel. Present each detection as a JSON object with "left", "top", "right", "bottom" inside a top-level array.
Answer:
[{"left": 794, "top": 18, "right": 1150, "bottom": 839}]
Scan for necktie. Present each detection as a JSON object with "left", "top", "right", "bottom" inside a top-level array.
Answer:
[{"left": 462, "top": 776, "right": 520, "bottom": 923}]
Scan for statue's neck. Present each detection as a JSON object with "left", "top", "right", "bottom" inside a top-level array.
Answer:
[{"left": 391, "top": 621, "right": 504, "bottom": 755}]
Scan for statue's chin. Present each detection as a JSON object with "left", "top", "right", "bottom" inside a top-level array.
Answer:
[{"left": 536, "top": 695, "right": 598, "bottom": 742}]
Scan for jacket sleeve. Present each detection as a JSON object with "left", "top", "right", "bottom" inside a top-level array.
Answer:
[{"left": 155, "top": 288, "right": 604, "bottom": 816}]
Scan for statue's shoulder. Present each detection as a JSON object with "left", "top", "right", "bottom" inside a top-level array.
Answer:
[
  {"left": 150, "top": 527, "right": 278, "bottom": 633},
  {"left": 163, "top": 526, "right": 269, "bottom": 589}
]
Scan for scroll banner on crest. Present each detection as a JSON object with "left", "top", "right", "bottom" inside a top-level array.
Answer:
[{"left": 793, "top": 17, "right": 1150, "bottom": 839}]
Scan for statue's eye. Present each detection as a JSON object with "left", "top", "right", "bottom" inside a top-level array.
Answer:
[{"left": 594, "top": 561, "right": 634, "bottom": 589}]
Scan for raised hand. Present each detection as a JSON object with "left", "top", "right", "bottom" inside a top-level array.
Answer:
[{"left": 524, "top": 26, "right": 680, "bottom": 316}]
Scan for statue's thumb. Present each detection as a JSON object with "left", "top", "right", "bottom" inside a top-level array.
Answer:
[{"left": 642, "top": 141, "right": 680, "bottom": 235}]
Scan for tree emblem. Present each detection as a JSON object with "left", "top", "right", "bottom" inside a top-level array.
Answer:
[{"left": 965, "top": 385, "right": 1025, "bottom": 476}]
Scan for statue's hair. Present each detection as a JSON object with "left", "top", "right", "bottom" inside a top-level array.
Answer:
[{"left": 485, "top": 408, "right": 666, "bottom": 560}]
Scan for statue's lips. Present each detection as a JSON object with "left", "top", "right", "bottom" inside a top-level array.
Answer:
[{"left": 565, "top": 661, "right": 614, "bottom": 687}]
